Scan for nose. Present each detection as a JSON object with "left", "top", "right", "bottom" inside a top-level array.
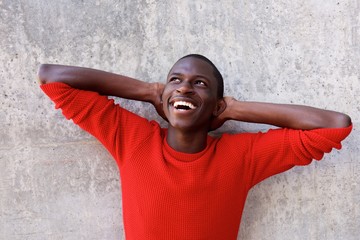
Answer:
[{"left": 176, "top": 81, "right": 194, "bottom": 95}]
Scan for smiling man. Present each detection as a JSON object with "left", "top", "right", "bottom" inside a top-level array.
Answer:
[
  {"left": 38, "top": 54, "right": 352, "bottom": 240},
  {"left": 163, "top": 55, "right": 226, "bottom": 153}
]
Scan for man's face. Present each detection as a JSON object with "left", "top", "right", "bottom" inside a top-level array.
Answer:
[{"left": 162, "top": 57, "right": 220, "bottom": 131}]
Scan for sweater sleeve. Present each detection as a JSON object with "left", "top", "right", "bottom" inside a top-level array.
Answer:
[
  {"left": 40, "top": 82, "right": 156, "bottom": 164},
  {"left": 246, "top": 125, "right": 352, "bottom": 188}
]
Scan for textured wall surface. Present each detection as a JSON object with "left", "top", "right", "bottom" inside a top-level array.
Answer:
[{"left": 1, "top": 0, "right": 359, "bottom": 239}]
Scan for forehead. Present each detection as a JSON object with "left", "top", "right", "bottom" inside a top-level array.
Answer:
[{"left": 168, "top": 57, "right": 216, "bottom": 81}]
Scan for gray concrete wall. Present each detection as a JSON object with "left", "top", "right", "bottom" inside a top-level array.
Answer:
[{"left": 1, "top": 0, "right": 359, "bottom": 239}]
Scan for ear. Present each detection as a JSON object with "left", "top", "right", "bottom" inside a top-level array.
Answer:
[{"left": 212, "top": 98, "right": 226, "bottom": 117}]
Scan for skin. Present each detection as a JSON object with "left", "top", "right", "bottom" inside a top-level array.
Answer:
[
  {"left": 161, "top": 57, "right": 226, "bottom": 153},
  {"left": 38, "top": 56, "right": 352, "bottom": 154}
]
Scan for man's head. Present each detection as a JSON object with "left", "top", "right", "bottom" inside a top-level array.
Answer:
[
  {"left": 162, "top": 54, "right": 225, "bottom": 131},
  {"left": 173, "top": 54, "right": 224, "bottom": 99}
]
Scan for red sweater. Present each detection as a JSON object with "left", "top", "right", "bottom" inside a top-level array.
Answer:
[{"left": 41, "top": 83, "right": 352, "bottom": 240}]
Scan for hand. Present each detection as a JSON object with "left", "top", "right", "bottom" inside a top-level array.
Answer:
[
  {"left": 152, "top": 82, "right": 167, "bottom": 121},
  {"left": 210, "top": 97, "right": 235, "bottom": 130}
]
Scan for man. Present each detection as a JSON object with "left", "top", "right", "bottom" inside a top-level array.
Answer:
[{"left": 38, "top": 54, "right": 352, "bottom": 240}]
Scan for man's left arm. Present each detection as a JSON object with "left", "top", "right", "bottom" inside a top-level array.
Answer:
[
  {"left": 212, "top": 97, "right": 351, "bottom": 130},
  {"left": 214, "top": 97, "right": 352, "bottom": 187}
]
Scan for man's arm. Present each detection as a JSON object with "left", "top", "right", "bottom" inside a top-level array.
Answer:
[
  {"left": 38, "top": 64, "right": 165, "bottom": 118},
  {"left": 213, "top": 97, "right": 351, "bottom": 130}
]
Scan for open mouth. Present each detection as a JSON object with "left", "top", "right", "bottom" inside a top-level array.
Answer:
[{"left": 172, "top": 101, "right": 197, "bottom": 111}]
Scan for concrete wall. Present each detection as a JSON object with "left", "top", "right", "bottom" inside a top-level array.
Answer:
[{"left": 1, "top": 0, "right": 359, "bottom": 239}]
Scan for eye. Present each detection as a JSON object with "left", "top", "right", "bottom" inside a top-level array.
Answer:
[
  {"left": 169, "top": 77, "right": 181, "bottom": 83},
  {"left": 194, "top": 80, "right": 207, "bottom": 86}
]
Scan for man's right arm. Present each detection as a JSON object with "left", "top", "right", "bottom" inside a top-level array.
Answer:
[
  {"left": 38, "top": 64, "right": 167, "bottom": 163},
  {"left": 38, "top": 64, "right": 165, "bottom": 117}
]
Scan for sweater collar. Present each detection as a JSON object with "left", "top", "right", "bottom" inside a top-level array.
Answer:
[{"left": 163, "top": 133, "right": 214, "bottom": 162}]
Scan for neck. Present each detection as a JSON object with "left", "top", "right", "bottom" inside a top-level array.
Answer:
[{"left": 166, "top": 127, "right": 208, "bottom": 153}]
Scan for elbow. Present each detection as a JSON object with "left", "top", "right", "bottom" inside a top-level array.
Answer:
[
  {"left": 332, "top": 113, "right": 352, "bottom": 128},
  {"left": 339, "top": 113, "right": 352, "bottom": 128},
  {"left": 37, "top": 64, "right": 53, "bottom": 85}
]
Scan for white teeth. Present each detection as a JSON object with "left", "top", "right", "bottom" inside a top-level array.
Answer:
[{"left": 173, "top": 101, "right": 196, "bottom": 109}]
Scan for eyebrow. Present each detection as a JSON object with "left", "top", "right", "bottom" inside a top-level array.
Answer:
[{"left": 169, "top": 72, "right": 210, "bottom": 81}]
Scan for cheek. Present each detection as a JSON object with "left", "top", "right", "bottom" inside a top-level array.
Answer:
[
  {"left": 161, "top": 85, "right": 178, "bottom": 106},
  {"left": 160, "top": 90, "right": 167, "bottom": 104},
  {"left": 162, "top": 85, "right": 173, "bottom": 98},
  {"left": 162, "top": 101, "right": 168, "bottom": 114},
  {"left": 203, "top": 98, "right": 219, "bottom": 116}
]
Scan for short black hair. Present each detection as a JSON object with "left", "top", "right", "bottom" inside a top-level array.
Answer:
[{"left": 178, "top": 54, "right": 224, "bottom": 99}]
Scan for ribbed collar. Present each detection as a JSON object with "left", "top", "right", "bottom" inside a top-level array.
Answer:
[{"left": 163, "top": 134, "right": 214, "bottom": 163}]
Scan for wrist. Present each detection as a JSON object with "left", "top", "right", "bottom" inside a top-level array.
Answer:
[
  {"left": 148, "top": 82, "right": 162, "bottom": 104},
  {"left": 222, "top": 97, "right": 237, "bottom": 121}
]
